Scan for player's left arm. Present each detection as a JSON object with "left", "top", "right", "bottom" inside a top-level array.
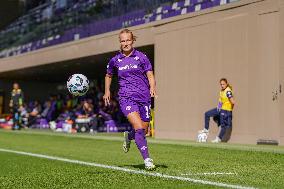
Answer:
[
  {"left": 229, "top": 97, "right": 235, "bottom": 109},
  {"left": 226, "top": 91, "right": 235, "bottom": 109},
  {"left": 146, "top": 71, "right": 157, "bottom": 98},
  {"left": 141, "top": 54, "right": 157, "bottom": 98}
]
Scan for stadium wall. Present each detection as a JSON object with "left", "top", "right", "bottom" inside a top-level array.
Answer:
[
  {"left": 154, "top": 0, "right": 284, "bottom": 145},
  {"left": 279, "top": 0, "right": 284, "bottom": 145},
  {"left": 0, "top": 0, "right": 283, "bottom": 145}
]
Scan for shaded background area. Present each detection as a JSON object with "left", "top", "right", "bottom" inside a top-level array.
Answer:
[
  {"left": 0, "top": 0, "right": 44, "bottom": 30},
  {"left": 0, "top": 45, "right": 154, "bottom": 112}
]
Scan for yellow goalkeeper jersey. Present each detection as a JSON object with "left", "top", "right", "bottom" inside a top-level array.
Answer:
[{"left": 219, "top": 87, "right": 233, "bottom": 111}]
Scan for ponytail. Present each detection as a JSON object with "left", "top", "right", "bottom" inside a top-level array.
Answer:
[{"left": 227, "top": 84, "right": 233, "bottom": 90}]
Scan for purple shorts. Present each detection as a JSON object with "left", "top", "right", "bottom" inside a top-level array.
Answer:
[{"left": 119, "top": 98, "right": 151, "bottom": 122}]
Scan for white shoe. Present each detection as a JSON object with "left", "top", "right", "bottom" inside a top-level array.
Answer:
[
  {"left": 123, "top": 131, "right": 131, "bottom": 153},
  {"left": 144, "top": 158, "right": 156, "bottom": 171},
  {"left": 90, "top": 129, "right": 97, "bottom": 134},
  {"left": 211, "top": 137, "right": 221, "bottom": 143},
  {"left": 198, "top": 128, "right": 209, "bottom": 134}
]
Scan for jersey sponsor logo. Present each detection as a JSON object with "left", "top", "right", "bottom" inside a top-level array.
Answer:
[
  {"left": 134, "top": 56, "right": 139, "bottom": 61},
  {"left": 118, "top": 64, "right": 138, "bottom": 71},
  {"left": 118, "top": 58, "right": 122, "bottom": 62},
  {"left": 126, "top": 106, "right": 131, "bottom": 111}
]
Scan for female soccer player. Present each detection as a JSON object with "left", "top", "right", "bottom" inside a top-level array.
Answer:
[
  {"left": 199, "top": 78, "right": 235, "bottom": 143},
  {"left": 103, "top": 29, "right": 157, "bottom": 170}
]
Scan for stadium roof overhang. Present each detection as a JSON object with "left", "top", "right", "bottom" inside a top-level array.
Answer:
[{"left": 0, "top": 52, "right": 113, "bottom": 83}]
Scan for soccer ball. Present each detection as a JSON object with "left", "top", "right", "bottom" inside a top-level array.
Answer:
[
  {"left": 197, "top": 132, "right": 208, "bottom": 143},
  {"left": 67, "top": 74, "right": 89, "bottom": 96}
]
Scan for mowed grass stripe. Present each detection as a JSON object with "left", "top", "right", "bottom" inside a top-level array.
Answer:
[{"left": 0, "top": 148, "right": 256, "bottom": 189}]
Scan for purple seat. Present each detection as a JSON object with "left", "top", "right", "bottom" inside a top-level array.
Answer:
[
  {"left": 131, "top": 19, "right": 145, "bottom": 26},
  {"left": 102, "top": 121, "right": 132, "bottom": 133},
  {"left": 206, "top": 1, "right": 215, "bottom": 8},
  {"left": 186, "top": 6, "right": 196, "bottom": 14},
  {"left": 56, "top": 120, "right": 64, "bottom": 129},
  {"left": 104, "top": 120, "right": 117, "bottom": 132},
  {"left": 33, "top": 118, "right": 49, "bottom": 129},
  {"left": 149, "top": 14, "right": 157, "bottom": 22},
  {"left": 191, "top": 0, "right": 210, "bottom": 6},
  {"left": 166, "top": 9, "right": 182, "bottom": 18},
  {"left": 161, "top": 5, "right": 172, "bottom": 14},
  {"left": 212, "top": 0, "right": 222, "bottom": 6},
  {"left": 177, "top": 0, "right": 186, "bottom": 8}
]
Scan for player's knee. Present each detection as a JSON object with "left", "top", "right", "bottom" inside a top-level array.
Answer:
[
  {"left": 133, "top": 123, "right": 144, "bottom": 130},
  {"left": 205, "top": 111, "right": 210, "bottom": 117},
  {"left": 135, "top": 128, "right": 145, "bottom": 134},
  {"left": 131, "top": 119, "right": 144, "bottom": 130}
]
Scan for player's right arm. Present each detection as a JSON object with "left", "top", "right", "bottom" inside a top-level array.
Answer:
[
  {"left": 103, "top": 74, "right": 112, "bottom": 106},
  {"left": 103, "top": 58, "right": 115, "bottom": 106}
]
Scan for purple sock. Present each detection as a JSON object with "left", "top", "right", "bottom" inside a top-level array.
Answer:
[
  {"left": 134, "top": 129, "right": 149, "bottom": 160},
  {"left": 128, "top": 129, "right": 135, "bottom": 140}
]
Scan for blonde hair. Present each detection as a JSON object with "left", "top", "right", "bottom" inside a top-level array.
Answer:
[
  {"left": 119, "top": 28, "right": 137, "bottom": 42},
  {"left": 220, "top": 78, "right": 232, "bottom": 90}
]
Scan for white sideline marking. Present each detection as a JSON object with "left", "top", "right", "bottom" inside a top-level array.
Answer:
[
  {"left": 181, "top": 172, "right": 237, "bottom": 176},
  {"left": 0, "top": 148, "right": 256, "bottom": 189}
]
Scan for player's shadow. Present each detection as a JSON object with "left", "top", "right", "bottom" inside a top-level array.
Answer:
[{"left": 120, "top": 164, "right": 168, "bottom": 169}]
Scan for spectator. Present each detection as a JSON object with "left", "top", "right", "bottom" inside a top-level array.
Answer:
[
  {"left": 27, "top": 101, "right": 42, "bottom": 127},
  {"left": 9, "top": 82, "right": 24, "bottom": 130}
]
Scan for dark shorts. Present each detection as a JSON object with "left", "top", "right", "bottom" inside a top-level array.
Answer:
[{"left": 119, "top": 98, "right": 151, "bottom": 122}]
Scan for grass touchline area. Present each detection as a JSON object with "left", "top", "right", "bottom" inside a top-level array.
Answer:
[
  {"left": 0, "top": 129, "right": 283, "bottom": 188},
  {"left": 0, "top": 129, "right": 283, "bottom": 154}
]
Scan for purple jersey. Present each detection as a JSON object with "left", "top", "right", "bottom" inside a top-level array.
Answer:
[{"left": 107, "top": 49, "right": 152, "bottom": 103}]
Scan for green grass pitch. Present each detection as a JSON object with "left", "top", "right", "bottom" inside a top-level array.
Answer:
[{"left": 0, "top": 130, "right": 283, "bottom": 189}]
